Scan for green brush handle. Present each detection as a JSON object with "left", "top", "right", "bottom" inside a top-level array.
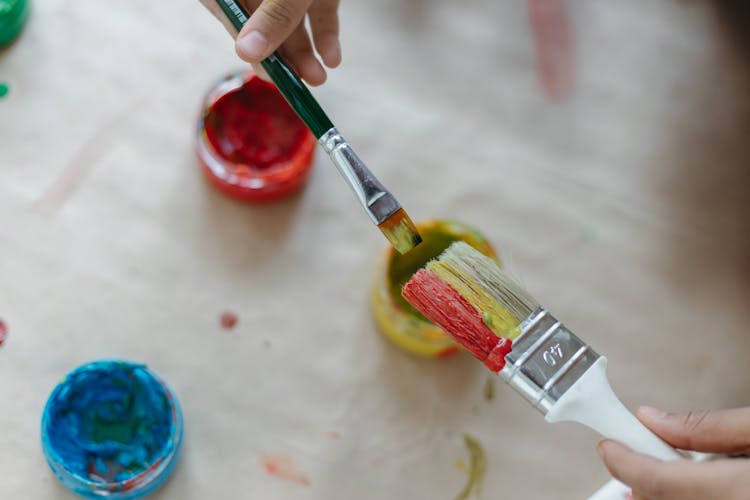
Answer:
[{"left": 214, "top": 0, "right": 334, "bottom": 138}]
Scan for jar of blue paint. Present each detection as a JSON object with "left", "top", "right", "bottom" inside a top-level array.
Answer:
[{"left": 41, "top": 360, "right": 183, "bottom": 499}]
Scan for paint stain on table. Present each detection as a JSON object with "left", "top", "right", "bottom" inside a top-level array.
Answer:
[
  {"left": 581, "top": 225, "right": 598, "bottom": 244},
  {"left": 455, "top": 434, "right": 487, "bottom": 500},
  {"left": 0, "top": 83, "right": 9, "bottom": 99},
  {"left": 483, "top": 377, "right": 495, "bottom": 402},
  {"left": 0, "top": 319, "right": 7, "bottom": 346},
  {"left": 260, "top": 454, "right": 311, "bottom": 486},
  {"left": 220, "top": 311, "right": 238, "bottom": 330}
]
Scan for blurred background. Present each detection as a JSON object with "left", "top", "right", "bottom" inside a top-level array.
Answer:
[{"left": 1, "top": 0, "right": 750, "bottom": 498}]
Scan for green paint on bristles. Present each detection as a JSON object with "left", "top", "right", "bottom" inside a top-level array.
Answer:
[{"left": 455, "top": 434, "right": 487, "bottom": 500}]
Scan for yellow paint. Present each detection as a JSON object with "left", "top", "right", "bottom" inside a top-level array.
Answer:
[
  {"left": 370, "top": 220, "right": 497, "bottom": 358},
  {"left": 378, "top": 208, "right": 422, "bottom": 255},
  {"left": 427, "top": 259, "right": 523, "bottom": 340}
]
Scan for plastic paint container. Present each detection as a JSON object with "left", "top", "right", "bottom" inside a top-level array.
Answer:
[
  {"left": 371, "top": 220, "right": 498, "bottom": 357},
  {"left": 0, "top": 0, "right": 30, "bottom": 47},
  {"left": 41, "top": 360, "right": 183, "bottom": 499},
  {"left": 196, "top": 70, "right": 316, "bottom": 202}
]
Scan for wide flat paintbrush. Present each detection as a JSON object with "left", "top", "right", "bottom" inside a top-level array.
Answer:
[
  {"left": 203, "top": 0, "right": 421, "bottom": 254},
  {"left": 402, "top": 241, "right": 683, "bottom": 461}
]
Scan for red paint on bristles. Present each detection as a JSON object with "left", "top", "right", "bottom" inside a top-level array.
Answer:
[{"left": 402, "top": 269, "right": 512, "bottom": 372}]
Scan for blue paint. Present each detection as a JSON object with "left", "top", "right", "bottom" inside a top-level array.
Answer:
[{"left": 41, "top": 360, "right": 183, "bottom": 499}]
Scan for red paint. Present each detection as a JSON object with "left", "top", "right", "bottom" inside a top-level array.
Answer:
[
  {"left": 324, "top": 431, "right": 340, "bottom": 439},
  {"left": 0, "top": 319, "right": 7, "bottom": 347},
  {"left": 220, "top": 311, "right": 238, "bottom": 330},
  {"left": 260, "top": 455, "right": 311, "bottom": 486},
  {"left": 529, "top": 0, "right": 575, "bottom": 101},
  {"left": 437, "top": 345, "right": 460, "bottom": 358},
  {"left": 198, "top": 72, "right": 316, "bottom": 202},
  {"left": 402, "top": 269, "right": 512, "bottom": 372}
]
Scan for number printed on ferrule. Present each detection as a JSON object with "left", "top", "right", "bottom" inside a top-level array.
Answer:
[{"left": 542, "top": 343, "right": 564, "bottom": 366}]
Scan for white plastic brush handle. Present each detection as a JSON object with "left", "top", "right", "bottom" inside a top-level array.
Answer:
[{"left": 545, "top": 357, "right": 683, "bottom": 461}]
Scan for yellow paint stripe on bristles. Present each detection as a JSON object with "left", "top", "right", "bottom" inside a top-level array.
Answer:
[{"left": 426, "top": 260, "right": 523, "bottom": 339}]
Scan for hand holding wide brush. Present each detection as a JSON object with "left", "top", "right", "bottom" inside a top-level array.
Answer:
[
  {"left": 599, "top": 406, "right": 750, "bottom": 500},
  {"left": 200, "top": 0, "right": 342, "bottom": 85},
  {"left": 401, "top": 242, "right": 750, "bottom": 499}
]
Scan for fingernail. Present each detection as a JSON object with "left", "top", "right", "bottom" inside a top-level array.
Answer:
[
  {"left": 237, "top": 31, "right": 268, "bottom": 61},
  {"left": 638, "top": 406, "right": 668, "bottom": 420},
  {"left": 321, "top": 36, "right": 342, "bottom": 67}
]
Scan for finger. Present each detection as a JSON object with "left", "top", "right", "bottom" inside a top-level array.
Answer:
[
  {"left": 235, "top": 0, "right": 313, "bottom": 63},
  {"left": 250, "top": 62, "right": 272, "bottom": 82},
  {"left": 308, "top": 0, "right": 341, "bottom": 68},
  {"left": 598, "top": 440, "right": 747, "bottom": 500},
  {"left": 637, "top": 406, "right": 750, "bottom": 455},
  {"left": 278, "top": 22, "right": 326, "bottom": 85}
]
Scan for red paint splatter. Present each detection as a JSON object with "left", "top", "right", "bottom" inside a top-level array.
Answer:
[
  {"left": 0, "top": 319, "right": 7, "bottom": 347},
  {"left": 260, "top": 455, "right": 311, "bottom": 486},
  {"left": 402, "top": 269, "right": 512, "bottom": 372},
  {"left": 220, "top": 312, "right": 238, "bottom": 330},
  {"left": 528, "top": 0, "right": 576, "bottom": 101},
  {"left": 325, "top": 431, "right": 340, "bottom": 439}
]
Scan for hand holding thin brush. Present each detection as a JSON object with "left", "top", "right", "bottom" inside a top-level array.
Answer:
[
  {"left": 201, "top": 0, "right": 342, "bottom": 85},
  {"left": 598, "top": 406, "right": 750, "bottom": 500}
]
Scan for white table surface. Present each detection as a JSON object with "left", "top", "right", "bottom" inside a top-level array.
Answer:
[{"left": 2, "top": 0, "right": 750, "bottom": 498}]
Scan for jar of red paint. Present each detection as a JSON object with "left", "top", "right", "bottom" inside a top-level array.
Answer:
[{"left": 196, "top": 71, "right": 316, "bottom": 202}]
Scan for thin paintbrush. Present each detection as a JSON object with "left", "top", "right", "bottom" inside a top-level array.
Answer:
[
  {"left": 202, "top": 0, "right": 422, "bottom": 254},
  {"left": 402, "top": 241, "right": 684, "bottom": 461}
]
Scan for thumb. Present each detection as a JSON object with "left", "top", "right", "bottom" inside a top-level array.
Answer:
[
  {"left": 636, "top": 406, "right": 750, "bottom": 455},
  {"left": 235, "top": 0, "right": 313, "bottom": 63}
]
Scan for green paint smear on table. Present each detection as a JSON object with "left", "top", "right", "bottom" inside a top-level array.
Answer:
[
  {"left": 483, "top": 377, "right": 495, "bottom": 402},
  {"left": 581, "top": 225, "right": 598, "bottom": 243},
  {"left": 0, "top": 83, "right": 9, "bottom": 99},
  {"left": 455, "top": 434, "right": 487, "bottom": 500}
]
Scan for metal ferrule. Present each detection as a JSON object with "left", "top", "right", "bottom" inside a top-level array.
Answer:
[
  {"left": 499, "top": 308, "right": 600, "bottom": 415},
  {"left": 318, "top": 127, "right": 400, "bottom": 224}
]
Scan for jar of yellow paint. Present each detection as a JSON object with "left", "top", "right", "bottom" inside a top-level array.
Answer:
[{"left": 371, "top": 220, "right": 497, "bottom": 357}]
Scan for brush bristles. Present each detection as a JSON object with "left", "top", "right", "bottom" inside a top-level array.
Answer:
[
  {"left": 402, "top": 269, "right": 512, "bottom": 372},
  {"left": 378, "top": 209, "right": 422, "bottom": 254},
  {"left": 439, "top": 242, "right": 538, "bottom": 323},
  {"left": 401, "top": 241, "right": 538, "bottom": 371}
]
